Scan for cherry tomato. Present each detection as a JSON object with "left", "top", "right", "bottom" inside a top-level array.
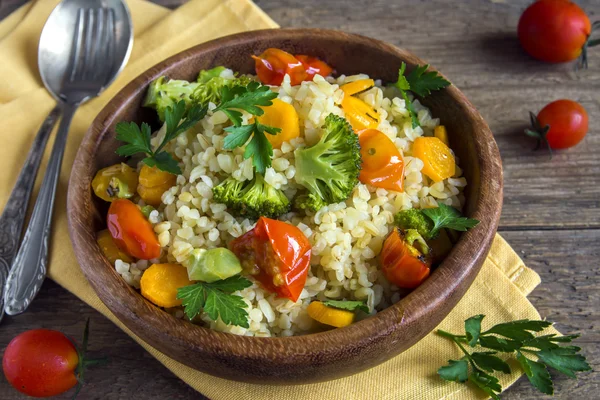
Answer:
[
  {"left": 534, "top": 99, "right": 589, "bottom": 149},
  {"left": 295, "top": 55, "right": 333, "bottom": 81},
  {"left": 230, "top": 217, "right": 311, "bottom": 302},
  {"left": 518, "top": 0, "right": 592, "bottom": 63},
  {"left": 380, "top": 229, "right": 431, "bottom": 289},
  {"left": 107, "top": 199, "right": 161, "bottom": 260},
  {"left": 252, "top": 48, "right": 307, "bottom": 86},
  {"left": 3, "top": 329, "right": 79, "bottom": 397},
  {"left": 358, "top": 129, "right": 405, "bottom": 192}
]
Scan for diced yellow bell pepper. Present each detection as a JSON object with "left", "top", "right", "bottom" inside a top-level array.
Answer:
[
  {"left": 341, "top": 95, "right": 379, "bottom": 131},
  {"left": 140, "top": 263, "right": 192, "bottom": 308},
  {"left": 91, "top": 163, "right": 138, "bottom": 202},
  {"left": 412, "top": 137, "right": 455, "bottom": 182},
  {"left": 434, "top": 125, "right": 449, "bottom": 146},
  {"left": 341, "top": 79, "right": 375, "bottom": 96},
  {"left": 255, "top": 98, "right": 300, "bottom": 149},
  {"left": 96, "top": 229, "right": 133, "bottom": 263},
  {"left": 137, "top": 165, "right": 176, "bottom": 206},
  {"left": 307, "top": 301, "right": 355, "bottom": 328}
]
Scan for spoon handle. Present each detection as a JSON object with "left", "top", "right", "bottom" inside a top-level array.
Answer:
[
  {"left": 0, "top": 105, "right": 62, "bottom": 322},
  {"left": 4, "top": 103, "right": 78, "bottom": 316}
]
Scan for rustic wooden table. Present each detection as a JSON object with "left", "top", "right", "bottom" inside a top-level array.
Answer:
[{"left": 0, "top": 0, "right": 598, "bottom": 398}]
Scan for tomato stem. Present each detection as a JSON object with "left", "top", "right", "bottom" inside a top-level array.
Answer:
[
  {"left": 577, "top": 21, "right": 600, "bottom": 70},
  {"left": 71, "top": 319, "right": 108, "bottom": 400},
  {"left": 524, "top": 111, "right": 553, "bottom": 158}
]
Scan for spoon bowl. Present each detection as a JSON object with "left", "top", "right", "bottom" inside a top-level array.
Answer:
[{"left": 38, "top": 0, "right": 133, "bottom": 101}]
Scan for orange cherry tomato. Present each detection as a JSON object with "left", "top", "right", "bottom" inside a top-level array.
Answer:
[
  {"left": 295, "top": 55, "right": 333, "bottom": 81},
  {"left": 107, "top": 199, "right": 161, "bottom": 260},
  {"left": 230, "top": 217, "right": 311, "bottom": 302},
  {"left": 358, "top": 129, "right": 405, "bottom": 192},
  {"left": 252, "top": 48, "right": 307, "bottom": 86},
  {"left": 3, "top": 329, "right": 79, "bottom": 397},
  {"left": 518, "top": 0, "right": 592, "bottom": 63},
  {"left": 381, "top": 229, "right": 431, "bottom": 289}
]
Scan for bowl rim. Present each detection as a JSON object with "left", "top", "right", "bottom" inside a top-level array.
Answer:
[{"left": 67, "top": 28, "right": 503, "bottom": 379}]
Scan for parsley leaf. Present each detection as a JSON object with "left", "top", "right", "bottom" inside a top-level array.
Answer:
[
  {"left": 471, "top": 352, "right": 511, "bottom": 374},
  {"left": 176, "top": 275, "right": 253, "bottom": 328},
  {"left": 437, "top": 315, "right": 590, "bottom": 399},
  {"left": 115, "top": 122, "right": 153, "bottom": 156},
  {"left": 223, "top": 121, "right": 280, "bottom": 174},
  {"left": 115, "top": 100, "right": 207, "bottom": 174},
  {"left": 393, "top": 62, "right": 450, "bottom": 128},
  {"left": 537, "top": 347, "right": 592, "bottom": 378},
  {"left": 517, "top": 351, "right": 554, "bottom": 395},
  {"left": 421, "top": 203, "right": 480, "bottom": 238},
  {"left": 468, "top": 370, "right": 502, "bottom": 400},
  {"left": 215, "top": 81, "right": 278, "bottom": 126},
  {"left": 465, "top": 314, "right": 484, "bottom": 347},
  {"left": 322, "top": 300, "right": 369, "bottom": 313},
  {"left": 405, "top": 64, "right": 451, "bottom": 97},
  {"left": 438, "top": 359, "right": 469, "bottom": 383},
  {"left": 484, "top": 319, "right": 552, "bottom": 342}
]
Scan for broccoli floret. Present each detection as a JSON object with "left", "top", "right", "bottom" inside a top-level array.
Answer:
[
  {"left": 143, "top": 76, "right": 199, "bottom": 122},
  {"left": 212, "top": 175, "right": 290, "bottom": 219},
  {"left": 191, "top": 69, "right": 255, "bottom": 106},
  {"left": 294, "top": 114, "right": 362, "bottom": 212},
  {"left": 394, "top": 209, "right": 434, "bottom": 239}
]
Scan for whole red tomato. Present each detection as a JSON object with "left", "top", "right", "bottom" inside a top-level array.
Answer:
[
  {"left": 3, "top": 329, "right": 79, "bottom": 397},
  {"left": 528, "top": 99, "right": 589, "bottom": 150},
  {"left": 518, "top": 0, "right": 592, "bottom": 65}
]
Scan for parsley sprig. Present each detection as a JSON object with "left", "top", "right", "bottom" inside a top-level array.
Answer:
[
  {"left": 115, "top": 100, "right": 207, "bottom": 174},
  {"left": 214, "top": 81, "right": 281, "bottom": 174},
  {"left": 422, "top": 203, "right": 480, "bottom": 238},
  {"left": 176, "top": 275, "right": 253, "bottom": 328},
  {"left": 437, "top": 315, "right": 591, "bottom": 399},
  {"left": 393, "top": 62, "right": 451, "bottom": 128},
  {"left": 322, "top": 300, "right": 369, "bottom": 313}
]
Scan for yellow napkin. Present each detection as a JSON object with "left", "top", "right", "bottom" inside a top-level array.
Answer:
[{"left": 0, "top": 1, "right": 557, "bottom": 399}]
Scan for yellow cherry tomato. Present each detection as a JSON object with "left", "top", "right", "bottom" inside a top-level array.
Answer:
[
  {"left": 91, "top": 163, "right": 138, "bottom": 202},
  {"left": 341, "top": 79, "right": 375, "bottom": 96},
  {"left": 96, "top": 229, "right": 133, "bottom": 263},
  {"left": 434, "top": 125, "right": 449, "bottom": 146},
  {"left": 307, "top": 301, "right": 355, "bottom": 328},
  {"left": 412, "top": 137, "right": 456, "bottom": 182},
  {"left": 341, "top": 95, "right": 379, "bottom": 131},
  {"left": 358, "top": 129, "right": 405, "bottom": 192}
]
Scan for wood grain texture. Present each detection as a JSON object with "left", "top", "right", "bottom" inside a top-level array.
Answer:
[
  {"left": 67, "top": 29, "right": 502, "bottom": 384},
  {"left": 0, "top": 0, "right": 598, "bottom": 398}
]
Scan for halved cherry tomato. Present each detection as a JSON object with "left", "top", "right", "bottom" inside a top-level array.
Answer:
[
  {"left": 381, "top": 228, "right": 431, "bottom": 289},
  {"left": 3, "top": 329, "right": 79, "bottom": 397},
  {"left": 107, "top": 199, "right": 161, "bottom": 260},
  {"left": 531, "top": 99, "right": 589, "bottom": 149},
  {"left": 296, "top": 55, "right": 333, "bottom": 81},
  {"left": 412, "top": 137, "right": 455, "bottom": 182},
  {"left": 341, "top": 95, "right": 379, "bottom": 131},
  {"left": 518, "top": 0, "right": 592, "bottom": 64},
  {"left": 252, "top": 48, "right": 307, "bottom": 86},
  {"left": 340, "top": 79, "right": 375, "bottom": 96},
  {"left": 358, "top": 129, "right": 405, "bottom": 192},
  {"left": 230, "top": 217, "right": 311, "bottom": 302}
]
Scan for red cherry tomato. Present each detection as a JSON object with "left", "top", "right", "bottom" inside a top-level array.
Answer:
[
  {"left": 380, "top": 229, "right": 431, "bottom": 289},
  {"left": 358, "top": 129, "right": 405, "bottom": 192},
  {"left": 252, "top": 48, "right": 307, "bottom": 86},
  {"left": 3, "top": 329, "right": 79, "bottom": 397},
  {"left": 230, "top": 217, "right": 311, "bottom": 302},
  {"left": 107, "top": 199, "right": 161, "bottom": 260},
  {"left": 518, "top": 0, "right": 592, "bottom": 63},
  {"left": 295, "top": 55, "right": 333, "bottom": 81},
  {"left": 535, "top": 99, "right": 589, "bottom": 149}
]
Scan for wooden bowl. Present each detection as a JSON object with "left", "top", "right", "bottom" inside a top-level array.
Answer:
[{"left": 67, "top": 29, "right": 502, "bottom": 384}]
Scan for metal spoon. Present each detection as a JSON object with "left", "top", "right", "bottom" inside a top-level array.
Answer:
[{"left": 2, "top": 0, "right": 133, "bottom": 317}]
